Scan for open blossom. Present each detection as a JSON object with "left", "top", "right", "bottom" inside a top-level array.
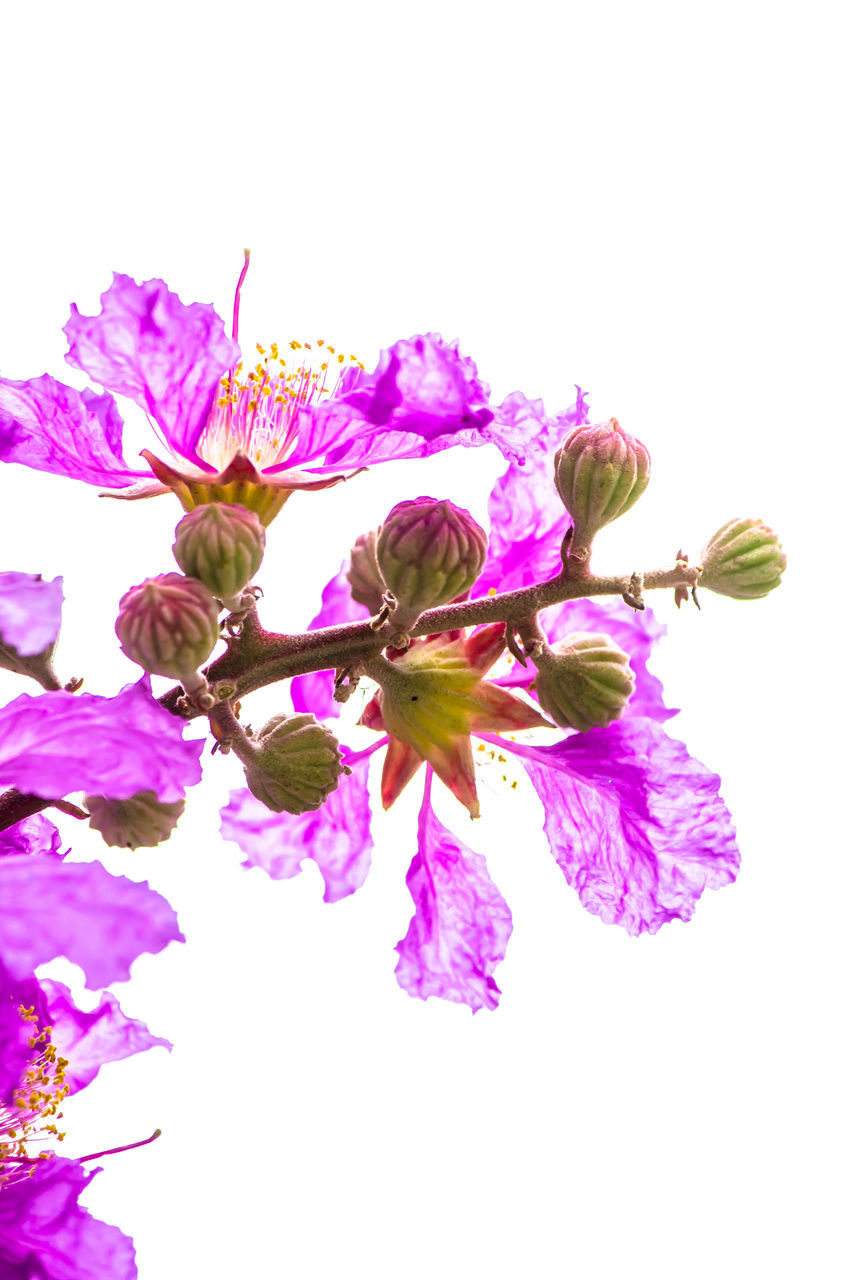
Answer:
[
  {"left": 0, "top": 266, "right": 542, "bottom": 524},
  {"left": 1, "top": 963, "right": 168, "bottom": 1278},
  {"left": 219, "top": 378, "right": 741, "bottom": 1011}
]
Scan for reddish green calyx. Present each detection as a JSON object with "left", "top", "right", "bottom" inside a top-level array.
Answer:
[
  {"left": 364, "top": 622, "right": 549, "bottom": 816},
  {"left": 115, "top": 573, "right": 221, "bottom": 685}
]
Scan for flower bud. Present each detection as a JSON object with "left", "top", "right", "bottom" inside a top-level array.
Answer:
[
  {"left": 534, "top": 632, "right": 635, "bottom": 731},
  {"left": 172, "top": 502, "right": 266, "bottom": 611},
  {"left": 553, "top": 419, "right": 650, "bottom": 553},
  {"left": 243, "top": 712, "right": 348, "bottom": 814},
  {"left": 375, "top": 497, "right": 488, "bottom": 628},
  {"left": 699, "top": 518, "right": 786, "bottom": 599},
  {"left": 115, "top": 573, "right": 221, "bottom": 683},
  {"left": 346, "top": 529, "right": 386, "bottom": 612},
  {"left": 85, "top": 790, "right": 185, "bottom": 849}
]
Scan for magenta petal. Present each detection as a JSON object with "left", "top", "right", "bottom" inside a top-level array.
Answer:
[
  {"left": 220, "top": 751, "right": 374, "bottom": 903},
  {"left": 0, "top": 813, "right": 64, "bottom": 859},
  {"left": 477, "top": 389, "right": 588, "bottom": 594},
  {"left": 395, "top": 776, "right": 512, "bottom": 1012},
  {"left": 41, "top": 980, "right": 171, "bottom": 1093},
  {"left": 64, "top": 273, "right": 239, "bottom": 462},
  {"left": 0, "top": 1157, "right": 136, "bottom": 1280},
  {"left": 0, "top": 572, "right": 64, "bottom": 656},
  {"left": 0, "top": 680, "right": 203, "bottom": 802},
  {"left": 0, "top": 374, "right": 144, "bottom": 487},
  {"left": 292, "top": 333, "right": 527, "bottom": 468},
  {"left": 0, "top": 966, "right": 48, "bottom": 1102},
  {"left": 290, "top": 563, "right": 369, "bottom": 720},
  {"left": 505, "top": 719, "right": 739, "bottom": 935},
  {"left": 0, "top": 856, "right": 183, "bottom": 988}
]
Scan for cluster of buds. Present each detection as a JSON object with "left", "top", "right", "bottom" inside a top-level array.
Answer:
[{"left": 115, "top": 502, "right": 267, "bottom": 703}]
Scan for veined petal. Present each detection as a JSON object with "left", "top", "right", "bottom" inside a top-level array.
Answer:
[
  {"left": 64, "top": 273, "right": 239, "bottom": 463},
  {"left": 220, "top": 749, "right": 375, "bottom": 903},
  {"left": 292, "top": 333, "right": 532, "bottom": 468},
  {"left": 0, "top": 680, "right": 203, "bottom": 803},
  {"left": 0, "top": 813, "right": 64, "bottom": 859},
  {"left": 477, "top": 389, "right": 588, "bottom": 594},
  {"left": 0, "top": 1157, "right": 136, "bottom": 1280},
  {"left": 40, "top": 981, "right": 171, "bottom": 1093},
  {"left": 0, "top": 856, "right": 183, "bottom": 988},
  {"left": 0, "top": 374, "right": 144, "bottom": 487},
  {"left": 503, "top": 719, "right": 739, "bottom": 935},
  {"left": 395, "top": 774, "right": 512, "bottom": 1012},
  {"left": 290, "top": 563, "right": 369, "bottom": 721},
  {"left": 0, "top": 572, "right": 63, "bottom": 656}
]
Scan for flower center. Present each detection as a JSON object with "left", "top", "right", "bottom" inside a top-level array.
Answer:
[
  {"left": 0, "top": 1006, "right": 69, "bottom": 1187},
  {"left": 197, "top": 340, "right": 364, "bottom": 472}
]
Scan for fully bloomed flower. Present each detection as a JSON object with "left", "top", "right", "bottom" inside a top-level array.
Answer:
[
  {"left": 1, "top": 960, "right": 169, "bottom": 1278},
  {"left": 0, "top": 265, "right": 541, "bottom": 525}
]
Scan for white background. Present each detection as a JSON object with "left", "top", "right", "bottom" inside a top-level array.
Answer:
[{"left": 1, "top": 2, "right": 849, "bottom": 1278}]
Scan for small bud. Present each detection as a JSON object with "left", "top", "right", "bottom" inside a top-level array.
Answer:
[
  {"left": 699, "top": 518, "right": 786, "bottom": 600},
  {"left": 375, "top": 497, "right": 488, "bottom": 629},
  {"left": 115, "top": 573, "right": 221, "bottom": 683},
  {"left": 243, "top": 712, "right": 348, "bottom": 814},
  {"left": 172, "top": 503, "right": 266, "bottom": 611},
  {"left": 534, "top": 632, "right": 635, "bottom": 731},
  {"left": 347, "top": 529, "right": 386, "bottom": 612},
  {"left": 553, "top": 420, "right": 650, "bottom": 555},
  {"left": 85, "top": 790, "right": 185, "bottom": 849}
]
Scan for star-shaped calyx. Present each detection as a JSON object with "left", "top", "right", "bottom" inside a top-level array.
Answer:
[{"left": 360, "top": 622, "right": 551, "bottom": 817}]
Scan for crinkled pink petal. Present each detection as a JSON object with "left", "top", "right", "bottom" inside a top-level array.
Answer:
[
  {"left": 0, "top": 572, "right": 64, "bottom": 656},
  {"left": 0, "top": 856, "right": 183, "bottom": 988},
  {"left": 0, "top": 680, "right": 203, "bottom": 802},
  {"left": 64, "top": 273, "right": 239, "bottom": 464},
  {"left": 290, "top": 563, "right": 369, "bottom": 720},
  {"left": 477, "top": 389, "right": 588, "bottom": 594},
  {"left": 0, "top": 1157, "right": 136, "bottom": 1280},
  {"left": 220, "top": 749, "right": 374, "bottom": 903},
  {"left": 0, "top": 813, "right": 64, "bottom": 859},
  {"left": 40, "top": 980, "right": 171, "bottom": 1093},
  {"left": 0, "top": 374, "right": 145, "bottom": 487},
  {"left": 395, "top": 774, "right": 512, "bottom": 1012},
  {"left": 501, "top": 719, "right": 739, "bottom": 935},
  {"left": 291, "top": 333, "right": 537, "bottom": 469}
]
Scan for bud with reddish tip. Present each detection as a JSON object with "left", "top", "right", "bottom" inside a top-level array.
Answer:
[
  {"left": 86, "top": 790, "right": 185, "bottom": 849},
  {"left": 554, "top": 419, "right": 650, "bottom": 557},
  {"left": 172, "top": 502, "right": 266, "bottom": 612},
  {"left": 347, "top": 529, "right": 386, "bottom": 612},
  {"left": 534, "top": 632, "right": 635, "bottom": 731},
  {"left": 375, "top": 497, "right": 488, "bottom": 630},
  {"left": 243, "top": 712, "right": 348, "bottom": 814},
  {"left": 115, "top": 573, "right": 221, "bottom": 688},
  {"left": 699, "top": 518, "right": 786, "bottom": 600}
]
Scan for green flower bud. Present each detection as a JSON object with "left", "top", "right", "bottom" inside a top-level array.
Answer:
[
  {"left": 85, "top": 790, "right": 185, "bottom": 849},
  {"left": 534, "top": 632, "right": 635, "bottom": 731},
  {"left": 699, "top": 518, "right": 786, "bottom": 600},
  {"left": 172, "top": 502, "right": 266, "bottom": 611},
  {"left": 375, "top": 497, "right": 488, "bottom": 629},
  {"left": 346, "top": 529, "right": 386, "bottom": 612},
  {"left": 553, "top": 419, "right": 650, "bottom": 554},
  {"left": 115, "top": 573, "right": 221, "bottom": 683},
  {"left": 243, "top": 712, "right": 348, "bottom": 814}
]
